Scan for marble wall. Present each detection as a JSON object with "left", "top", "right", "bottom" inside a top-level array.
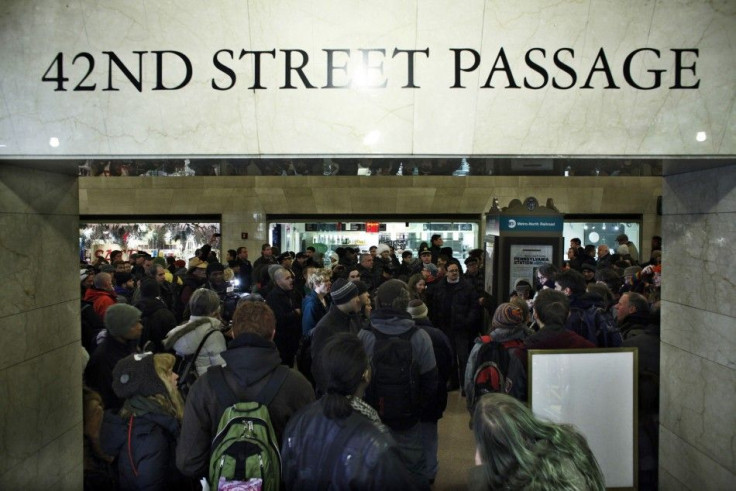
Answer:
[
  {"left": 0, "top": 165, "right": 82, "bottom": 489},
  {"left": 1, "top": 0, "right": 734, "bottom": 157},
  {"left": 660, "top": 165, "right": 736, "bottom": 489},
  {"left": 78, "top": 175, "right": 662, "bottom": 259}
]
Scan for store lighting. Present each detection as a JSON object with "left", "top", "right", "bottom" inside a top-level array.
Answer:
[
  {"left": 49, "top": 137, "right": 60, "bottom": 147},
  {"left": 696, "top": 131, "right": 707, "bottom": 142}
]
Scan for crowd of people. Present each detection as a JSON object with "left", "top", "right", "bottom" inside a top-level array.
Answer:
[{"left": 79, "top": 232, "right": 661, "bottom": 490}]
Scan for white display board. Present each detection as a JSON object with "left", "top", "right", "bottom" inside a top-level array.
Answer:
[{"left": 529, "top": 349, "right": 637, "bottom": 490}]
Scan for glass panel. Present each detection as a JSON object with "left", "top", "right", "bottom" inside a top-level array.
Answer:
[
  {"left": 79, "top": 222, "right": 220, "bottom": 264},
  {"left": 563, "top": 220, "right": 640, "bottom": 262},
  {"left": 270, "top": 220, "right": 478, "bottom": 264}
]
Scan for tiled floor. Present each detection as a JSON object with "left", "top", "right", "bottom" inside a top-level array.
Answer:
[{"left": 433, "top": 391, "right": 476, "bottom": 490}]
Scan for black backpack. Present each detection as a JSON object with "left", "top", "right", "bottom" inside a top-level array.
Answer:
[
  {"left": 364, "top": 326, "right": 421, "bottom": 430},
  {"left": 468, "top": 338, "right": 512, "bottom": 408},
  {"left": 569, "top": 306, "right": 623, "bottom": 347}
]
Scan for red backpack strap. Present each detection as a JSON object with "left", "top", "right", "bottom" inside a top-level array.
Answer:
[{"left": 480, "top": 335, "right": 492, "bottom": 344}]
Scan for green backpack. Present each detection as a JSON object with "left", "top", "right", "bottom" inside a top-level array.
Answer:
[{"left": 208, "top": 365, "right": 289, "bottom": 491}]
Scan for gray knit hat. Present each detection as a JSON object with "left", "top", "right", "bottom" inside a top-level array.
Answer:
[
  {"left": 104, "top": 304, "right": 142, "bottom": 338},
  {"left": 330, "top": 278, "right": 359, "bottom": 305},
  {"left": 375, "top": 279, "right": 411, "bottom": 311},
  {"left": 112, "top": 353, "right": 167, "bottom": 400},
  {"left": 407, "top": 299, "right": 428, "bottom": 319}
]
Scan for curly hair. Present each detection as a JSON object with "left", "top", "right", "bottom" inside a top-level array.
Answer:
[
  {"left": 307, "top": 268, "right": 332, "bottom": 290},
  {"left": 472, "top": 393, "right": 604, "bottom": 490}
]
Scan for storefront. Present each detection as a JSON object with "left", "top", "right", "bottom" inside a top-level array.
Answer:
[{"left": 269, "top": 216, "right": 479, "bottom": 262}]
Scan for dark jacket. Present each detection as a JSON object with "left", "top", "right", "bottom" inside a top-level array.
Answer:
[
  {"left": 100, "top": 410, "right": 186, "bottom": 490},
  {"left": 266, "top": 285, "right": 302, "bottom": 365},
  {"left": 84, "top": 337, "right": 139, "bottom": 412},
  {"left": 413, "top": 317, "right": 452, "bottom": 422},
  {"left": 520, "top": 324, "right": 595, "bottom": 370},
  {"left": 134, "top": 297, "right": 177, "bottom": 353},
  {"left": 301, "top": 290, "right": 329, "bottom": 335},
  {"left": 427, "top": 277, "right": 481, "bottom": 333},
  {"left": 619, "top": 311, "right": 651, "bottom": 340},
  {"left": 176, "top": 332, "right": 315, "bottom": 479},
  {"left": 310, "top": 305, "right": 362, "bottom": 390},
  {"left": 281, "top": 400, "right": 418, "bottom": 491},
  {"left": 358, "top": 308, "right": 438, "bottom": 422}
]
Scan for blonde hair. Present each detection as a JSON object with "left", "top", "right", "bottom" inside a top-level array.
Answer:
[
  {"left": 118, "top": 353, "right": 185, "bottom": 421},
  {"left": 152, "top": 354, "right": 185, "bottom": 420},
  {"left": 308, "top": 268, "right": 332, "bottom": 290}
]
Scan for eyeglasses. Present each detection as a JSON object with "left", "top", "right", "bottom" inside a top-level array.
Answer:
[{"left": 447, "top": 269, "right": 460, "bottom": 273}]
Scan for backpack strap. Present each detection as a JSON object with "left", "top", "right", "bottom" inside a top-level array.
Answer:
[
  {"left": 209, "top": 364, "right": 290, "bottom": 409},
  {"left": 176, "top": 328, "right": 221, "bottom": 391}
]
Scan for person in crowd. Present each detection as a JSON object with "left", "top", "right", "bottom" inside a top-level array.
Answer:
[
  {"left": 84, "top": 304, "right": 143, "bottom": 412},
  {"left": 596, "top": 244, "right": 614, "bottom": 270},
  {"left": 555, "top": 269, "right": 617, "bottom": 346},
  {"left": 581, "top": 263, "right": 597, "bottom": 285},
  {"left": 429, "top": 234, "right": 443, "bottom": 264},
  {"left": 622, "top": 301, "right": 661, "bottom": 490},
  {"left": 81, "top": 269, "right": 95, "bottom": 295},
  {"left": 358, "top": 279, "right": 437, "bottom": 485},
  {"left": 407, "top": 299, "right": 452, "bottom": 485},
  {"left": 84, "top": 272, "right": 118, "bottom": 319},
  {"left": 427, "top": 262, "right": 482, "bottom": 393},
  {"left": 616, "top": 233, "right": 639, "bottom": 264},
  {"left": 176, "top": 301, "right": 314, "bottom": 479},
  {"left": 134, "top": 277, "right": 177, "bottom": 353},
  {"left": 113, "top": 271, "right": 135, "bottom": 304},
  {"left": 407, "top": 273, "right": 428, "bottom": 303},
  {"left": 397, "top": 250, "right": 416, "bottom": 281},
  {"left": 464, "top": 303, "right": 529, "bottom": 406},
  {"left": 291, "top": 251, "right": 308, "bottom": 289},
  {"left": 233, "top": 246, "right": 253, "bottom": 293},
  {"left": 301, "top": 268, "right": 332, "bottom": 335},
  {"left": 100, "top": 352, "right": 192, "bottom": 490},
  {"left": 519, "top": 289, "right": 595, "bottom": 370},
  {"left": 310, "top": 278, "right": 364, "bottom": 386},
  {"left": 347, "top": 266, "right": 361, "bottom": 283},
  {"left": 266, "top": 267, "right": 302, "bottom": 366},
  {"left": 252, "top": 243, "right": 276, "bottom": 290},
  {"left": 596, "top": 267, "right": 624, "bottom": 305},
  {"left": 163, "top": 288, "right": 227, "bottom": 376},
  {"left": 535, "top": 263, "right": 558, "bottom": 291},
  {"left": 357, "top": 253, "right": 377, "bottom": 291},
  {"left": 282, "top": 333, "right": 419, "bottom": 490},
  {"left": 464, "top": 257, "right": 485, "bottom": 300},
  {"left": 617, "top": 291, "right": 651, "bottom": 339},
  {"left": 469, "top": 393, "right": 604, "bottom": 490},
  {"left": 177, "top": 263, "right": 208, "bottom": 321}
]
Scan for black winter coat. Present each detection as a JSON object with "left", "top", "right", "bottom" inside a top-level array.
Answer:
[
  {"left": 427, "top": 277, "right": 481, "bottom": 333},
  {"left": 281, "top": 400, "right": 419, "bottom": 490},
  {"left": 100, "top": 410, "right": 187, "bottom": 491},
  {"left": 134, "top": 297, "right": 177, "bottom": 353}
]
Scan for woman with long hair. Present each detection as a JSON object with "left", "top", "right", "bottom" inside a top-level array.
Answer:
[
  {"left": 282, "top": 333, "right": 417, "bottom": 490},
  {"left": 470, "top": 393, "right": 604, "bottom": 490},
  {"left": 100, "top": 353, "right": 193, "bottom": 490},
  {"left": 407, "top": 273, "right": 427, "bottom": 302}
]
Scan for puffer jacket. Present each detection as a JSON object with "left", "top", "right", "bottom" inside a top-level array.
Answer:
[
  {"left": 100, "top": 410, "right": 187, "bottom": 491},
  {"left": 162, "top": 316, "right": 227, "bottom": 375},
  {"left": 281, "top": 399, "right": 419, "bottom": 490}
]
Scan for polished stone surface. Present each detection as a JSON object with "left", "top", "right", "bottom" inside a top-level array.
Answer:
[
  {"left": 0, "top": 165, "right": 82, "bottom": 489},
  {"left": 1, "top": 1, "right": 734, "bottom": 157},
  {"left": 660, "top": 164, "right": 736, "bottom": 487}
]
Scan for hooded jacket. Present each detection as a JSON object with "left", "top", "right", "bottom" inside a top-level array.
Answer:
[
  {"left": 84, "top": 287, "right": 117, "bottom": 319},
  {"left": 176, "top": 332, "right": 315, "bottom": 479}
]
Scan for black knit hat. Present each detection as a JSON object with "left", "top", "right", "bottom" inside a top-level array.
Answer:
[
  {"left": 375, "top": 279, "right": 411, "bottom": 311},
  {"left": 112, "top": 353, "right": 167, "bottom": 400}
]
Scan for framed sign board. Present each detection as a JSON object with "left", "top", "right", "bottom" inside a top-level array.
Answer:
[{"left": 528, "top": 349, "right": 638, "bottom": 490}]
